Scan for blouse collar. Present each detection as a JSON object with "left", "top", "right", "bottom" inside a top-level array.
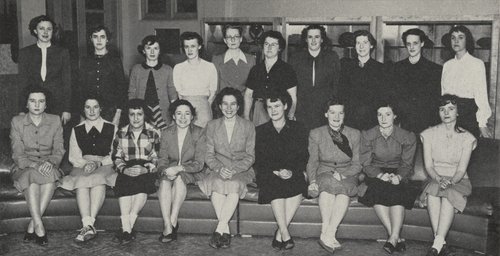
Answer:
[{"left": 84, "top": 117, "right": 105, "bottom": 133}]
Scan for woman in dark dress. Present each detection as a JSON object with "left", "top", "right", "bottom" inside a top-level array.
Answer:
[
  {"left": 307, "top": 97, "right": 361, "bottom": 253},
  {"left": 10, "top": 86, "right": 65, "bottom": 246},
  {"left": 157, "top": 99, "right": 206, "bottom": 243},
  {"left": 254, "top": 89, "right": 308, "bottom": 250},
  {"left": 60, "top": 94, "right": 117, "bottom": 242},
  {"left": 358, "top": 101, "right": 418, "bottom": 254},
  {"left": 244, "top": 30, "right": 298, "bottom": 126},
  {"left": 339, "top": 30, "right": 388, "bottom": 131},
  {"left": 79, "top": 25, "right": 127, "bottom": 126},
  {"left": 18, "top": 15, "right": 72, "bottom": 124}
]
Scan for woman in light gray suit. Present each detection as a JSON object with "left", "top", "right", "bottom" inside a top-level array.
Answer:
[
  {"left": 157, "top": 99, "right": 206, "bottom": 243},
  {"left": 199, "top": 87, "right": 255, "bottom": 249},
  {"left": 307, "top": 97, "right": 361, "bottom": 253}
]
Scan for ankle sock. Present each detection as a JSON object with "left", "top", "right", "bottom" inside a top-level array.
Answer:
[{"left": 432, "top": 235, "right": 445, "bottom": 252}]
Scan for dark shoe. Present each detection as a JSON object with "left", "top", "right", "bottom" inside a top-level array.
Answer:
[
  {"left": 130, "top": 229, "right": 137, "bottom": 240},
  {"left": 172, "top": 223, "right": 179, "bottom": 240},
  {"left": 271, "top": 230, "right": 282, "bottom": 250},
  {"left": 120, "top": 232, "right": 133, "bottom": 245},
  {"left": 383, "top": 241, "right": 396, "bottom": 254},
  {"left": 426, "top": 248, "right": 439, "bottom": 256},
  {"left": 395, "top": 240, "right": 406, "bottom": 252},
  {"left": 220, "top": 233, "right": 231, "bottom": 248},
  {"left": 438, "top": 245, "right": 452, "bottom": 256},
  {"left": 318, "top": 239, "right": 335, "bottom": 254},
  {"left": 209, "top": 232, "right": 222, "bottom": 249},
  {"left": 35, "top": 233, "right": 48, "bottom": 246},
  {"left": 23, "top": 232, "right": 35, "bottom": 243},
  {"left": 158, "top": 232, "right": 174, "bottom": 243},
  {"left": 282, "top": 238, "right": 295, "bottom": 250}
]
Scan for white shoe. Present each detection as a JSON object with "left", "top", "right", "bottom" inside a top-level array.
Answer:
[{"left": 75, "top": 225, "right": 97, "bottom": 242}]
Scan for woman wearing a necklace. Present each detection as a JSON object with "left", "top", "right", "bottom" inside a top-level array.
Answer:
[
  {"left": 18, "top": 15, "right": 72, "bottom": 125},
  {"left": 129, "top": 35, "right": 178, "bottom": 130},
  {"left": 420, "top": 95, "right": 476, "bottom": 256},
  {"left": 79, "top": 25, "right": 127, "bottom": 126},
  {"left": 358, "top": 100, "right": 418, "bottom": 254},
  {"left": 173, "top": 32, "right": 217, "bottom": 128},
  {"left": 339, "top": 30, "right": 388, "bottom": 131}
]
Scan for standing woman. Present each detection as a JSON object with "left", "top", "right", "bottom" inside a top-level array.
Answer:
[
  {"left": 59, "top": 94, "right": 117, "bottom": 242},
  {"left": 254, "top": 90, "right": 308, "bottom": 250},
  {"left": 10, "top": 86, "right": 65, "bottom": 245},
  {"left": 339, "top": 30, "right": 388, "bottom": 131},
  {"left": 420, "top": 95, "right": 476, "bottom": 256},
  {"left": 18, "top": 15, "right": 71, "bottom": 124},
  {"left": 307, "top": 97, "right": 361, "bottom": 253},
  {"left": 79, "top": 25, "right": 127, "bottom": 126},
  {"left": 157, "top": 99, "right": 207, "bottom": 243},
  {"left": 199, "top": 88, "right": 255, "bottom": 249},
  {"left": 173, "top": 32, "right": 217, "bottom": 128},
  {"left": 244, "top": 30, "right": 298, "bottom": 126},
  {"left": 441, "top": 25, "right": 492, "bottom": 138},
  {"left": 129, "top": 35, "right": 178, "bottom": 130},
  {"left": 358, "top": 101, "right": 418, "bottom": 254}
]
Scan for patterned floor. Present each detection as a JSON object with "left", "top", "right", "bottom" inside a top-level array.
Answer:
[{"left": 0, "top": 231, "right": 483, "bottom": 256}]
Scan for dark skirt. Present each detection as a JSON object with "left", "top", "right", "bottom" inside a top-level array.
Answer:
[
  {"left": 113, "top": 159, "right": 157, "bottom": 197},
  {"left": 358, "top": 177, "right": 419, "bottom": 209},
  {"left": 456, "top": 97, "right": 479, "bottom": 138},
  {"left": 257, "top": 171, "right": 307, "bottom": 204}
]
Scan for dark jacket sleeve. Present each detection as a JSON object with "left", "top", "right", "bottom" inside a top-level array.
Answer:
[{"left": 61, "top": 48, "right": 72, "bottom": 113}]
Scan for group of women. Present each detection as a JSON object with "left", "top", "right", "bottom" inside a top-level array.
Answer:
[{"left": 10, "top": 14, "right": 487, "bottom": 256}]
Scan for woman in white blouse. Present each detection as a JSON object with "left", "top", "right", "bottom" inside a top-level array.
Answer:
[
  {"left": 441, "top": 25, "right": 492, "bottom": 138},
  {"left": 173, "top": 32, "right": 217, "bottom": 128}
]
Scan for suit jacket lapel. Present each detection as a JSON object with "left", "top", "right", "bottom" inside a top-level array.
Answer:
[
  {"left": 170, "top": 126, "right": 180, "bottom": 162},
  {"left": 228, "top": 117, "right": 242, "bottom": 150},
  {"left": 180, "top": 127, "right": 193, "bottom": 160}
]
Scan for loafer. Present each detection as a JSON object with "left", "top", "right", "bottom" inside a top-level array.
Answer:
[
  {"left": 120, "top": 232, "right": 133, "bottom": 245},
  {"left": 395, "top": 240, "right": 406, "bottom": 252},
  {"left": 271, "top": 230, "right": 282, "bottom": 250},
  {"left": 23, "top": 231, "right": 35, "bottom": 243},
  {"left": 383, "top": 241, "right": 396, "bottom": 254},
  {"left": 318, "top": 239, "right": 335, "bottom": 254},
  {"left": 35, "top": 233, "right": 48, "bottom": 246},
  {"left": 282, "top": 238, "right": 295, "bottom": 250},
  {"left": 220, "top": 233, "right": 231, "bottom": 248},
  {"left": 209, "top": 232, "right": 222, "bottom": 249},
  {"left": 158, "top": 232, "right": 174, "bottom": 243}
]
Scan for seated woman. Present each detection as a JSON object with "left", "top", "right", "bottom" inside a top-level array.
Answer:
[
  {"left": 112, "top": 99, "right": 161, "bottom": 245},
  {"left": 358, "top": 101, "right": 418, "bottom": 254},
  {"left": 10, "top": 86, "right": 65, "bottom": 246},
  {"left": 307, "top": 97, "right": 361, "bottom": 253},
  {"left": 60, "top": 94, "right": 117, "bottom": 242},
  {"left": 254, "top": 89, "right": 308, "bottom": 250},
  {"left": 157, "top": 99, "right": 206, "bottom": 243},
  {"left": 199, "top": 87, "right": 255, "bottom": 249},
  {"left": 420, "top": 94, "right": 476, "bottom": 256}
]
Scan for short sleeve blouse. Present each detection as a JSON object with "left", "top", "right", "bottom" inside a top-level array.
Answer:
[{"left": 246, "top": 59, "right": 297, "bottom": 99}]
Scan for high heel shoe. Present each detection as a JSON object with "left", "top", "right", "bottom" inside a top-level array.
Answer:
[
  {"left": 172, "top": 223, "right": 179, "bottom": 240},
  {"left": 383, "top": 241, "right": 396, "bottom": 254},
  {"left": 35, "top": 233, "right": 48, "bottom": 246},
  {"left": 395, "top": 240, "right": 406, "bottom": 252},
  {"left": 23, "top": 231, "right": 35, "bottom": 243},
  {"left": 282, "top": 238, "right": 295, "bottom": 250},
  {"left": 158, "top": 232, "right": 173, "bottom": 243},
  {"left": 271, "top": 230, "right": 282, "bottom": 250}
]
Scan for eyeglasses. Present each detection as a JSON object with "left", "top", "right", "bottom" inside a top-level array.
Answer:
[
  {"left": 225, "top": 36, "right": 241, "bottom": 41},
  {"left": 264, "top": 42, "right": 279, "bottom": 48}
]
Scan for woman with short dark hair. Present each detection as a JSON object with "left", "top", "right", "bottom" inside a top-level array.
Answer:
[
  {"left": 10, "top": 86, "right": 65, "bottom": 246},
  {"left": 173, "top": 31, "right": 217, "bottom": 128}
]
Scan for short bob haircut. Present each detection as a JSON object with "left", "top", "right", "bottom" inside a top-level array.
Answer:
[
  {"left": 24, "top": 85, "right": 52, "bottom": 112},
  {"left": 323, "top": 96, "right": 347, "bottom": 114},
  {"left": 89, "top": 25, "right": 111, "bottom": 39},
  {"left": 80, "top": 93, "right": 104, "bottom": 117},
  {"left": 402, "top": 28, "right": 428, "bottom": 45},
  {"left": 374, "top": 98, "right": 401, "bottom": 125},
  {"left": 126, "top": 98, "right": 151, "bottom": 123},
  {"left": 260, "top": 30, "right": 286, "bottom": 52},
  {"left": 438, "top": 94, "right": 464, "bottom": 133},
  {"left": 263, "top": 89, "right": 292, "bottom": 115},
  {"left": 28, "top": 15, "right": 56, "bottom": 38},
  {"left": 222, "top": 24, "right": 243, "bottom": 38},
  {"left": 168, "top": 99, "right": 197, "bottom": 119},
  {"left": 215, "top": 87, "right": 244, "bottom": 116},
  {"left": 180, "top": 31, "right": 204, "bottom": 53},
  {"left": 137, "top": 35, "right": 161, "bottom": 57},
  {"left": 448, "top": 25, "right": 475, "bottom": 54},
  {"left": 300, "top": 24, "right": 331, "bottom": 50},
  {"left": 353, "top": 30, "right": 377, "bottom": 50}
]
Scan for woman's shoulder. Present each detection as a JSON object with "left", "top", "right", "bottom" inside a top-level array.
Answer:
[
  {"left": 237, "top": 116, "right": 255, "bottom": 128},
  {"left": 361, "top": 126, "right": 379, "bottom": 140},
  {"left": 343, "top": 125, "right": 361, "bottom": 137}
]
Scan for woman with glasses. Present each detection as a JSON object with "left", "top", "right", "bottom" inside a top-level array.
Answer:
[
  {"left": 244, "top": 30, "right": 298, "bottom": 126},
  {"left": 420, "top": 94, "right": 476, "bottom": 256},
  {"left": 173, "top": 32, "right": 217, "bottom": 128}
]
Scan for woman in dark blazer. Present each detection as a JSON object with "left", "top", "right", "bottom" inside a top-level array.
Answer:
[
  {"left": 157, "top": 99, "right": 206, "bottom": 243},
  {"left": 307, "top": 97, "right": 361, "bottom": 253},
  {"left": 199, "top": 87, "right": 255, "bottom": 249},
  {"left": 18, "top": 15, "right": 72, "bottom": 124}
]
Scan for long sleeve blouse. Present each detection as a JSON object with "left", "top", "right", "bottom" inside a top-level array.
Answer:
[{"left": 173, "top": 59, "right": 218, "bottom": 98}]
